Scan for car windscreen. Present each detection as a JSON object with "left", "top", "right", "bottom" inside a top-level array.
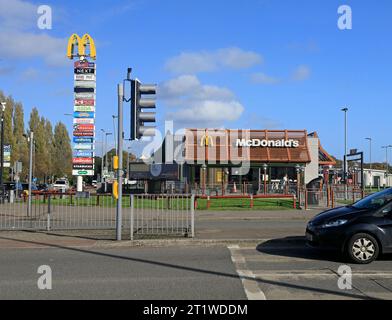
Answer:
[
  {"left": 55, "top": 181, "right": 66, "bottom": 185},
  {"left": 352, "top": 188, "right": 392, "bottom": 210}
]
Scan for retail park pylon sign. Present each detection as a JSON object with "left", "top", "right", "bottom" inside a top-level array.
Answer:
[{"left": 67, "top": 33, "right": 97, "bottom": 176}]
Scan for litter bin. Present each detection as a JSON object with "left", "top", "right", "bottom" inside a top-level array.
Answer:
[{"left": 306, "top": 177, "right": 324, "bottom": 205}]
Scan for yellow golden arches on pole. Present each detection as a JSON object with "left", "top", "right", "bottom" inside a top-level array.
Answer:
[
  {"left": 66, "top": 33, "right": 97, "bottom": 60},
  {"left": 81, "top": 34, "right": 96, "bottom": 60}
]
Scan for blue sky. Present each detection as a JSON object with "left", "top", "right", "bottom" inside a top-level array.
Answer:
[{"left": 0, "top": 0, "right": 391, "bottom": 162}]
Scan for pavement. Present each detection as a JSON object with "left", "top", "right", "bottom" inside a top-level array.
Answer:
[
  {"left": 2, "top": 208, "right": 392, "bottom": 300},
  {"left": 0, "top": 209, "right": 320, "bottom": 248}
]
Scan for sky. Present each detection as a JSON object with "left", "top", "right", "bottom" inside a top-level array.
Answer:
[{"left": 0, "top": 0, "right": 391, "bottom": 162}]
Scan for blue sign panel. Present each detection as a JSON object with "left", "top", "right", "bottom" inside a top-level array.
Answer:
[
  {"left": 74, "top": 111, "right": 95, "bottom": 118},
  {"left": 74, "top": 151, "right": 94, "bottom": 158},
  {"left": 73, "top": 137, "right": 94, "bottom": 143}
]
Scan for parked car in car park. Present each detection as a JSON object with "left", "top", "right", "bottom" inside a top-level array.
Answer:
[
  {"left": 52, "top": 179, "right": 70, "bottom": 192},
  {"left": 306, "top": 188, "right": 392, "bottom": 264}
]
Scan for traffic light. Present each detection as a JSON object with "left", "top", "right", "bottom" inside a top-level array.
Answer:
[{"left": 130, "top": 79, "right": 156, "bottom": 140}]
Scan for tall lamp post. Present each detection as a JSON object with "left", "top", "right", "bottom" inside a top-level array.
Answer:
[
  {"left": 365, "top": 137, "right": 372, "bottom": 188},
  {"left": 341, "top": 107, "right": 349, "bottom": 199},
  {"left": 382, "top": 145, "right": 392, "bottom": 187},
  {"left": 0, "top": 102, "right": 6, "bottom": 199}
]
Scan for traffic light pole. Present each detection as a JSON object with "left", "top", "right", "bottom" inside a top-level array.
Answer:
[{"left": 116, "top": 83, "right": 124, "bottom": 241}]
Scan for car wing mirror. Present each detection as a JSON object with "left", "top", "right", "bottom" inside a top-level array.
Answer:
[{"left": 382, "top": 208, "right": 392, "bottom": 216}]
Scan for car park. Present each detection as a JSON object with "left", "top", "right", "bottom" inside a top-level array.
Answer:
[{"left": 306, "top": 188, "right": 392, "bottom": 264}]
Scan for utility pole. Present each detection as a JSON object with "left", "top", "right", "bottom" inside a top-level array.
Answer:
[
  {"left": 27, "top": 131, "right": 34, "bottom": 217},
  {"left": 365, "top": 137, "right": 372, "bottom": 188},
  {"left": 116, "top": 84, "right": 124, "bottom": 241}
]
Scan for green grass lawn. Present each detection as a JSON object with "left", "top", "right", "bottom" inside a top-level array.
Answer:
[
  {"left": 196, "top": 198, "right": 297, "bottom": 211},
  {"left": 30, "top": 195, "right": 297, "bottom": 211}
]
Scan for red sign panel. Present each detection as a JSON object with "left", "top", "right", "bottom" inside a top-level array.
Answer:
[
  {"left": 74, "top": 124, "right": 95, "bottom": 131},
  {"left": 73, "top": 158, "right": 94, "bottom": 164},
  {"left": 73, "top": 131, "right": 95, "bottom": 137},
  {"left": 75, "top": 99, "right": 95, "bottom": 106}
]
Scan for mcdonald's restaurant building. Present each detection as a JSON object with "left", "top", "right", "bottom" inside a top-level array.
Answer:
[{"left": 143, "top": 129, "right": 336, "bottom": 193}]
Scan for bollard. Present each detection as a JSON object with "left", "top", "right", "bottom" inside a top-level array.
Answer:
[
  {"left": 250, "top": 195, "right": 254, "bottom": 208},
  {"left": 207, "top": 196, "right": 211, "bottom": 209},
  {"left": 293, "top": 196, "right": 296, "bottom": 209}
]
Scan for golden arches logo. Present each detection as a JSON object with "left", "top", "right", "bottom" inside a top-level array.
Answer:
[
  {"left": 200, "top": 134, "right": 214, "bottom": 147},
  {"left": 67, "top": 33, "right": 96, "bottom": 60}
]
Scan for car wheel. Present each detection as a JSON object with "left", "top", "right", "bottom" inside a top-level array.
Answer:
[{"left": 347, "top": 233, "right": 379, "bottom": 264}]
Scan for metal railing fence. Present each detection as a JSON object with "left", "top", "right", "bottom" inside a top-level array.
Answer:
[{"left": 0, "top": 192, "right": 195, "bottom": 240}]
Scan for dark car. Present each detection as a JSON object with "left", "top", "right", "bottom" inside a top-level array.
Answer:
[{"left": 306, "top": 188, "right": 392, "bottom": 264}]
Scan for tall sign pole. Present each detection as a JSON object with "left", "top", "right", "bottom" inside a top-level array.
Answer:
[
  {"left": 67, "top": 34, "right": 97, "bottom": 191},
  {"left": 116, "top": 84, "right": 124, "bottom": 241}
]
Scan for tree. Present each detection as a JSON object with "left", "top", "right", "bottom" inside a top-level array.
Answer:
[
  {"left": 52, "top": 122, "right": 72, "bottom": 178},
  {"left": 13, "top": 102, "right": 29, "bottom": 180},
  {"left": 44, "top": 119, "right": 54, "bottom": 181}
]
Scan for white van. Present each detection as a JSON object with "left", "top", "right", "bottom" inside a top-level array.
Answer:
[{"left": 53, "top": 179, "right": 70, "bottom": 192}]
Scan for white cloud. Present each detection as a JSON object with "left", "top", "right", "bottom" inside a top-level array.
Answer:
[
  {"left": 159, "top": 75, "right": 244, "bottom": 127},
  {"left": 165, "top": 47, "right": 263, "bottom": 74},
  {"left": 291, "top": 65, "right": 311, "bottom": 81},
  {"left": 251, "top": 72, "right": 280, "bottom": 85},
  {"left": 0, "top": 0, "right": 68, "bottom": 67}
]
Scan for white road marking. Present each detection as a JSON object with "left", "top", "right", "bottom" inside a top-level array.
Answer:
[{"left": 228, "top": 245, "right": 266, "bottom": 300}]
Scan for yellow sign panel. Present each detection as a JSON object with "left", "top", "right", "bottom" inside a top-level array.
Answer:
[{"left": 67, "top": 33, "right": 97, "bottom": 60}]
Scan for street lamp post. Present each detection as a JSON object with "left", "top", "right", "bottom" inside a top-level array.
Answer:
[
  {"left": 365, "top": 137, "right": 372, "bottom": 188},
  {"left": 100, "top": 129, "right": 105, "bottom": 184},
  {"left": 382, "top": 145, "right": 392, "bottom": 187},
  {"left": 127, "top": 146, "right": 132, "bottom": 181},
  {"left": 0, "top": 102, "right": 5, "bottom": 200},
  {"left": 341, "top": 107, "right": 348, "bottom": 199},
  {"left": 112, "top": 115, "right": 118, "bottom": 155}
]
